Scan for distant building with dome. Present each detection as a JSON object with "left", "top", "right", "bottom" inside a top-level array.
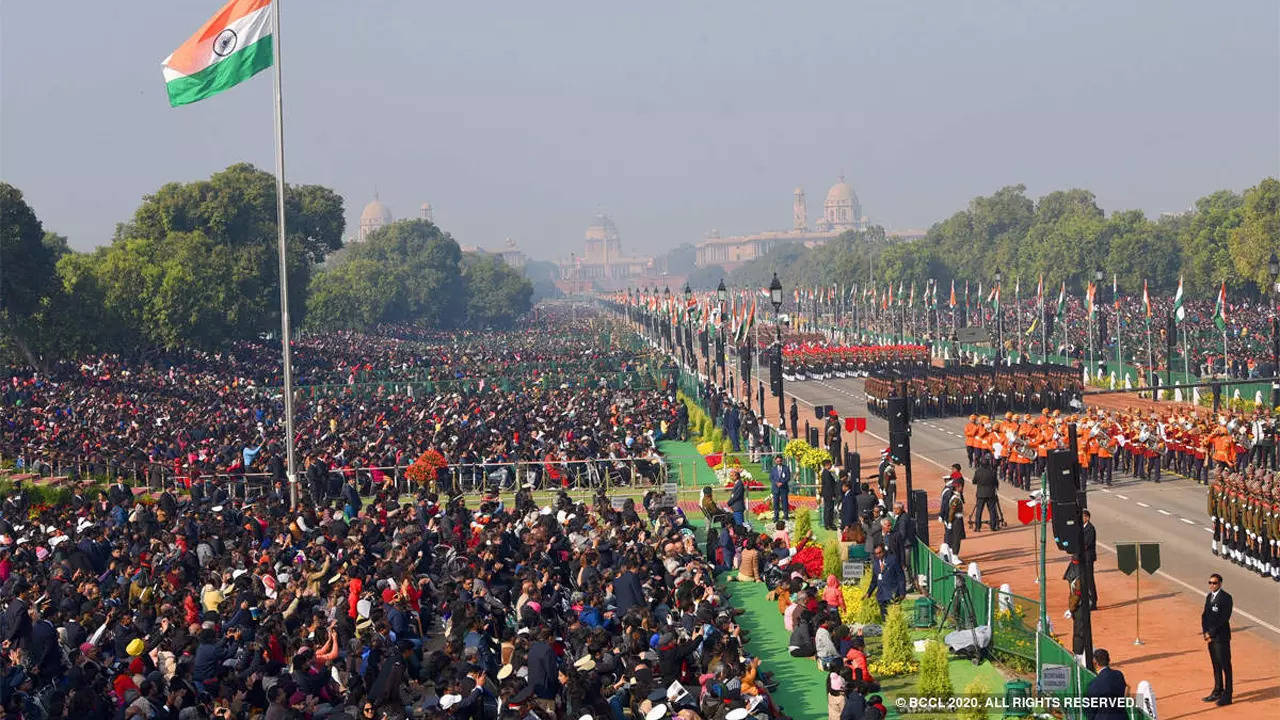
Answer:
[
  {"left": 358, "top": 196, "right": 393, "bottom": 241},
  {"left": 695, "top": 177, "right": 869, "bottom": 270},
  {"left": 557, "top": 213, "right": 662, "bottom": 293}
]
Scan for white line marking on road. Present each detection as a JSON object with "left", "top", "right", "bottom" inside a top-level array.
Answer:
[
  {"left": 1203, "top": 527, "right": 1213, "bottom": 533},
  {"left": 1137, "top": 502, "right": 1150, "bottom": 508},
  {"left": 1181, "top": 518, "right": 1195, "bottom": 525},
  {"left": 1116, "top": 494, "right": 1129, "bottom": 500},
  {"left": 1158, "top": 509, "right": 1172, "bottom": 516},
  {"left": 1100, "top": 488, "right": 1112, "bottom": 493}
]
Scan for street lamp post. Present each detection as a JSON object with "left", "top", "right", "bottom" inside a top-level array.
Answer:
[
  {"left": 717, "top": 279, "right": 728, "bottom": 388},
  {"left": 770, "top": 273, "right": 784, "bottom": 434},
  {"left": 1270, "top": 252, "right": 1279, "bottom": 411}
]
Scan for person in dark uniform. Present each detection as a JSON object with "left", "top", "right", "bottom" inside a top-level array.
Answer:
[
  {"left": 972, "top": 455, "right": 999, "bottom": 531},
  {"left": 1080, "top": 510, "right": 1098, "bottom": 609},
  {"left": 820, "top": 458, "right": 839, "bottom": 531},
  {"left": 1201, "top": 573, "right": 1233, "bottom": 706},
  {"left": 789, "top": 399, "right": 799, "bottom": 439},
  {"left": 824, "top": 410, "right": 842, "bottom": 465}
]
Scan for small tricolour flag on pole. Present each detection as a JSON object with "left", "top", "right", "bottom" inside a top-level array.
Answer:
[
  {"left": 1142, "top": 279, "right": 1151, "bottom": 320},
  {"left": 1213, "top": 281, "right": 1227, "bottom": 332},
  {"left": 162, "top": 0, "right": 274, "bottom": 107},
  {"left": 949, "top": 279, "right": 956, "bottom": 309},
  {"left": 1172, "top": 276, "right": 1185, "bottom": 325},
  {"left": 1056, "top": 281, "right": 1066, "bottom": 321}
]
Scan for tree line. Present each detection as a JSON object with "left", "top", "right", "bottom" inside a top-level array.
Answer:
[
  {"left": 717, "top": 179, "right": 1278, "bottom": 300},
  {"left": 0, "top": 164, "right": 532, "bottom": 365}
]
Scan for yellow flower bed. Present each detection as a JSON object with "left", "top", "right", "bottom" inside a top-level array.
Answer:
[
  {"left": 696, "top": 440, "right": 716, "bottom": 455},
  {"left": 868, "top": 659, "right": 919, "bottom": 678}
]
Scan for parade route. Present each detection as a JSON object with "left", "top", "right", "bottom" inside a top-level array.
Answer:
[{"left": 776, "top": 376, "right": 1280, "bottom": 718}]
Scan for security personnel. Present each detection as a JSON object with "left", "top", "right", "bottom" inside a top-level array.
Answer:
[{"left": 1201, "top": 573, "right": 1233, "bottom": 706}]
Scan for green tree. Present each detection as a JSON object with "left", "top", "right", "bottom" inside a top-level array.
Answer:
[
  {"left": 1105, "top": 209, "right": 1180, "bottom": 295},
  {"left": 0, "top": 183, "right": 61, "bottom": 365},
  {"left": 1228, "top": 178, "right": 1280, "bottom": 290},
  {"left": 461, "top": 253, "right": 534, "bottom": 328},
  {"left": 1173, "top": 190, "right": 1243, "bottom": 297},
  {"left": 64, "top": 164, "right": 347, "bottom": 349}
]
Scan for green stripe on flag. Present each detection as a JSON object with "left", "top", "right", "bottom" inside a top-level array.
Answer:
[{"left": 166, "top": 35, "right": 273, "bottom": 107}]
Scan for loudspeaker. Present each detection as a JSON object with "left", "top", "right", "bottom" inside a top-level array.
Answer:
[
  {"left": 1052, "top": 501, "right": 1080, "bottom": 553},
  {"left": 844, "top": 451, "right": 861, "bottom": 476},
  {"left": 890, "top": 432, "right": 910, "bottom": 466},
  {"left": 887, "top": 397, "right": 909, "bottom": 433},
  {"left": 814, "top": 404, "right": 834, "bottom": 420},
  {"left": 1046, "top": 450, "right": 1077, "bottom": 504},
  {"left": 910, "top": 488, "right": 930, "bottom": 546},
  {"left": 807, "top": 426, "right": 820, "bottom": 446}
]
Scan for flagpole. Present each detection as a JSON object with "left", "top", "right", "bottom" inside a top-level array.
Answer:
[
  {"left": 1152, "top": 322, "right": 1162, "bottom": 399},
  {"left": 1016, "top": 280, "right": 1023, "bottom": 362},
  {"left": 1115, "top": 275, "right": 1123, "bottom": 385},
  {"left": 270, "top": 0, "right": 299, "bottom": 511}
]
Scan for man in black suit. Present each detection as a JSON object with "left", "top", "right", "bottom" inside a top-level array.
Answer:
[
  {"left": 1080, "top": 509, "right": 1098, "bottom": 609},
  {"left": 726, "top": 471, "right": 746, "bottom": 526},
  {"left": 840, "top": 480, "right": 858, "bottom": 530},
  {"left": 866, "top": 543, "right": 905, "bottom": 617},
  {"left": 972, "top": 455, "right": 999, "bottom": 531},
  {"left": 1083, "top": 648, "right": 1127, "bottom": 720},
  {"left": 820, "top": 458, "right": 838, "bottom": 531},
  {"left": 1201, "top": 573, "right": 1233, "bottom": 706}
]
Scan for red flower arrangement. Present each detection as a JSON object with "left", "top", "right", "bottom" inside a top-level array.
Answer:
[
  {"left": 405, "top": 449, "right": 447, "bottom": 486},
  {"left": 789, "top": 544, "right": 825, "bottom": 578},
  {"left": 723, "top": 478, "right": 765, "bottom": 491}
]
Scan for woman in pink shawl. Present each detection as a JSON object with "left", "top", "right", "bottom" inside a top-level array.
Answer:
[{"left": 823, "top": 574, "right": 845, "bottom": 612}]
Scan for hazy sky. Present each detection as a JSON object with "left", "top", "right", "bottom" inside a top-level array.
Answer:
[{"left": 3, "top": 1, "right": 1277, "bottom": 261}]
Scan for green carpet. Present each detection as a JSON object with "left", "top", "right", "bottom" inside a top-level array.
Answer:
[{"left": 724, "top": 575, "right": 835, "bottom": 720}]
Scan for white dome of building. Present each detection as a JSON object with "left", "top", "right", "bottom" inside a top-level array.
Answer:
[
  {"left": 359, "top": 198, "right": 393, "bottom": 240},
  {"left": 822, "top": 177, "right": 860, "bottom": 231}
]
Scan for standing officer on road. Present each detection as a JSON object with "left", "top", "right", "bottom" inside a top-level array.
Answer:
[
  {"left": 1080, "top": 509, "right": 1098, "bottom": 609},
  {"left": 820, "top": 458, "right": 839, "bottom": 531},
  {"left": 770, "top": 455, "right": 791, "bottom": 523},
  {"left": 1202, "top": 573, "right": 1233, "bottom": 706},
  {"left": 972, "top": 455, "right": 999, "bottom": 531}
]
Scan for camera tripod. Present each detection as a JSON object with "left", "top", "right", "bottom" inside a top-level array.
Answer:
[
  {"left": 968, "top": 496, "right": 1005, "bottom": 531},
  {"left": 933, "top": 569, "right": 985, "bottom": 665}
]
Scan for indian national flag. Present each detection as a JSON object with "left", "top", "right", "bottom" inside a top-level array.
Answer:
[
  {"left": 162, "top": 0, "right": 274, "bottom": 107},
  {"left": 1142, "top": 279, "right": 1151, "bottom": 320},
  {"left": 1172, "top": 276, "right": 1185, "bottom": 325},
  {"left": 1213, "top": 281, "right": 1227, "bottom": 332},
  {"left": 949, "top": 279, "right": 956, "bottom": 308}
]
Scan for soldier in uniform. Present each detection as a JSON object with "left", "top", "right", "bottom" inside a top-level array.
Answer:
[
  {"left": 946, "top": 477, "right": 966, "bottom": 561},
  {"left": 1269, "top": 480, "right": 1280, "bottom": 581},
  {"left": 823, "top": 409, "right": 842, "bottom": 464}
]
